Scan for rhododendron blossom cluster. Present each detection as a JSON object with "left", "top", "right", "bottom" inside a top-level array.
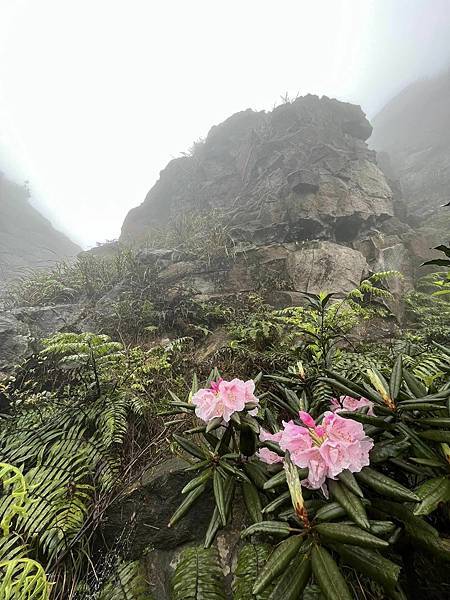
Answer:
[
  {"left": 259, "top": 411, "right": 373, "bottom": 491},
  {"left": 192, "top": 378, "right": 259, "bottom": 423},
  {"left": 330, "top": 395, "right": 375, "bottom": 415}
]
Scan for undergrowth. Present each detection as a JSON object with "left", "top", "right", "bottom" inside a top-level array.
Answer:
[{"left": 1, "top": 240, "right": 450, "bottom": 598}]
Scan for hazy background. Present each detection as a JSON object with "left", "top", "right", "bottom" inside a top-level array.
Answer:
[{"left": 0, "top": 0, "right": 449, "bottom": 249}]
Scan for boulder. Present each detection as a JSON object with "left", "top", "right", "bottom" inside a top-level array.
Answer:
[
  {"left": 0, "top": 303, "right": 88, "bottom": 370},
  {"left": 103, "top": 458, "right": 246, "bottom": 600},
  {"left": 12, "top": 303, "right": 88, "bottom": 339},
  {"left": 285, "top": 241, "right": 369, "bottom": 295},
  {"left": 103, "top": 458, "right": 215, "bottom": 559}
]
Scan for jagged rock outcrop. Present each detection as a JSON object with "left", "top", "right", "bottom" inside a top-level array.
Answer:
[
  {"left": 121, "top": 95, "right": 422, "bottom": 300},
  {"left": 121, "top": 95, "right": 394, "bottom": 248},
  {"left": 371, "top": 69, "right": 450, "bottom": 244},
  {"left": 0, "top": 172, "right": 80, "bottom": 290}
]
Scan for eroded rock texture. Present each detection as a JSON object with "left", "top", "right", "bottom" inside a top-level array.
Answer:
[
  {"left": 120, "top": 95, "right": 425, "bottom": 300},
  {"left": 121, "top": 95, "right": 394, "bottom": 248}
]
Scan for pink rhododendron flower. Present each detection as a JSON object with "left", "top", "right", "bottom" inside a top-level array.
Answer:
[
  {"left": 299, "top": 411, "right": 316, "bottom": 428},
  {"left": 279, "top": 411, "right": 373, "bottom": 490},
  {"left": 191, "top": 388, "right": 223, "bottom": 423},
  {"left": 243, "top": 379, "right": 259, "bottom": 416},
  {"left": 257, "top": 429, "right": 283, "bottom": 464},
  {"left": 257, "top": 447, "right": 283, "bottom": 464},
  {"left": 192, "top": 378, "right": 259, "bottom": 423},
  {"left": 330, "top": 395, "right": 375, "bottom": 416},
  {"left": 259, "top": 429, "right": 283, "bottom": 443}
]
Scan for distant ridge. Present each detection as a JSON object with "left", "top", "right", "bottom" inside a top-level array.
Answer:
[
  {"left": 371, "top": 69, "right": 450, "bottom": 223},
  {"left": 0, "top": 171, "right": 81, "bottom": 288}
]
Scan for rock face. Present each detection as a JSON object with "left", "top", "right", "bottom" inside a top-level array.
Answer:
[
  {"left": 141, "top": 241, "right": 370, "bottom": 301},
  {"left": 121, "top": 95, "right": 394, "bottom": 248},
  {"left": 371, "top": 70, "right": 450, "bottom": 241},
  {"left": 0, "top": 172, "right": 80, "bottom": 291},
  {"left": 104, "top": 458, "right": 245, "bottom": 600},
  {"left": 120, "top": 94, "right": 425, "bottom": 303},
  {"left": 0, "top": 304, "right": 88, "bottom": 372},
  {"left": 0, "top": 312, "right": 30, "bottom": 371}
]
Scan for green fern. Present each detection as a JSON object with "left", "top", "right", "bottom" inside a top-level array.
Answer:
[
  {"left": 0, "top": 534, "right": 29, "bottom": 562},
  {"left": 0, "top": 462, "right": 30, "bottom": 536},
  {"left": 97, "top": 560, "right": 154, "bottom": 600},
  {"left": 403, "top": 351, "right": 450, "bottom": 388},
  {"left": 0, "top": 558, "right": 52, "bottom": 599},
  {"left": 310, "top": 379, "right": 332, "bottom": 408},
  {"left": 96, "top": 396, "right": 129, "bottom": 447},
  {"left": 233, "top": 544, "right": 274, "bottom": 600},
  {"left": 41, "top": 332, "right": 123, "bottom": 369},
  {"left": 172, "top": 546, "right": 226, "bottom": 600}
]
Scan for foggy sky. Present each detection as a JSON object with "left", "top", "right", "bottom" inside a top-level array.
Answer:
[{"left": 0, "top": 0, "right": 449, "bottom": 249}]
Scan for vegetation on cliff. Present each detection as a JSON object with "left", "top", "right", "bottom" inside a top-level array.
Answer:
[{"left": 0, "top": 236, "right": 449, "bottom": 599}]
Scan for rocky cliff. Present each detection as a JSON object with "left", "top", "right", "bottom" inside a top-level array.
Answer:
[
  {"left": 121, "top": 95, "right": 420, "bottom": 300},
  {"left": 0, "top": 172, "right": 80, "bottom": 289},
  {"left": 122, "top": 95, "right": 393, "bottom": 246},
  {"left": 371, "top": 69, "right": 450, "bottom": 241}
]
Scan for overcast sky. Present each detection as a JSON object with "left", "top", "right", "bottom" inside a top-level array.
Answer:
[{"left": 0, "top": 0, "right": 449, "bottom": 249}]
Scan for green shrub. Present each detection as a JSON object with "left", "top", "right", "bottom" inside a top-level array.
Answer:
[{"left": 5, "top": 246, "right": 148, "bottom": 308}]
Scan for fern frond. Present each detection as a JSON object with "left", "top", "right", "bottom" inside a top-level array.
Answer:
[
  {"left": 0, "top": 462, "right": 29, "bottom": 536},
  {"left": 97, "top": 397, "right": 129, "bottom": 447},
  {"left": 310, "top": 380, "right": 332, "bottom": 408},
  {"left": 172, "top": 546, "right": 226, "bottom": 600},
  {"left": 98, "top": 560, "right": 153, "bottom": 600},
  {"left": 0, "top": 534, "right": 29, "bottom": 562},
  {"left": 0, "top": 558, "right": 52, "bottom": 600},
  {"left": 233, "top": 543, "right": 274, "bottom": 599}
]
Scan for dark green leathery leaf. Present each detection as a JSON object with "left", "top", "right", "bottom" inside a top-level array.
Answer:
[
  {"left": 328, "top": 480, "right": 370, "bottom": 530},
  {"left": 242, "top": 481, "right": 263, "bottom": 523},
  {"left": 355, "top": 467, "right": 420, "bottom": 502},
  {"left": 315, "top": 522, "right": 389, "bottom": 549},
  {"left": 267, "top": 551, "right": 312, "bottom": 600},
  {"left": 181, "top": 468, "right": 212, "bottom": 494},
  {"left": 241, "top": 521, "right": 292, "bottom": 538},
  {"left": 311, "top": 545, "right": 352, "bottom": 600},
  {"left": 334, "top": 543, "right": 400, "bottom": 591},
  {"left": 168, "top": 483, "right": 207, "bottom": 527},
  {"left": 389, "top": 354, "right": 402, "bottom": 402},
  {"left": 204, "top": 478, "right": 235, "bottom": 548},
  {"left": 173, "top": 433, "right": 208, "bottom": 460},
  {"left": 413, "top": 476, "right": 450, "bottom": 516},
  {"left": 213, "top": 469, "right": 227, "bottom": 526},
  {"left": 252, "top": 535, "right": 305, "bottom": 595},
  {"left": 337, "top": 470, "right": 364, "bottom": 498}
]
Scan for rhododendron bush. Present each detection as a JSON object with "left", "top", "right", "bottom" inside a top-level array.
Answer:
[{"left": 167, "top": 351, "right": 450, "bottom": 599}]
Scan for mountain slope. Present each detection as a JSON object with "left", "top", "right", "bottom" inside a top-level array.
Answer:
[
  {"left": 121, "top": 95, "right": 394, "bottom": 248},
  {"left": 371, "top": 69, "right": 450, "bottom": 227},
  {"left": 0, "top": 172, "right": 80, "bottom": 287}
]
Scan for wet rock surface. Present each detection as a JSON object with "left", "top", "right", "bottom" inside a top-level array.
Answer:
[{"left": 103, "top": 458, "right": 244, "bottom": 599}]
